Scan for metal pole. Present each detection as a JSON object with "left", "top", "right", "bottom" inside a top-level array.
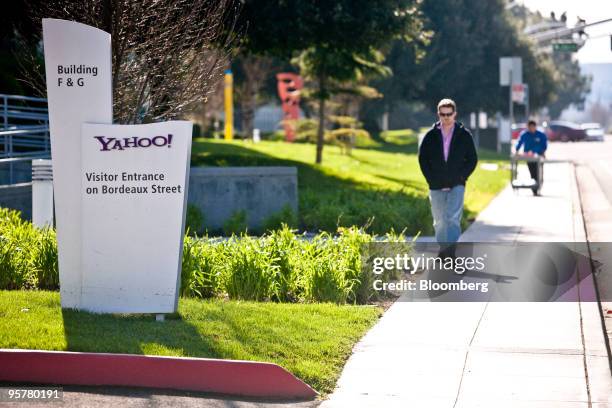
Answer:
[
  {"left": 504, "top": 69, "right": 513, "bottom": 154},
  {"left": 224, "top": 70, "right": 233, "bottom": 141},
  {"left": 530, "top": 17, "right": 612, "bottom": 43},
  {"left": 525, "top": 85, "right": 530, "bottom": 120}
]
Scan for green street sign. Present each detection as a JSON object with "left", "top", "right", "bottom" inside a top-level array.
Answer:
[{"left": 553, "top": 42, "right": 578, "bottom": 52}]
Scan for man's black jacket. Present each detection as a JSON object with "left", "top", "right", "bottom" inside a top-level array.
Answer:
[{"left": 418, "top": 122, "right": 478, "bottom": 190}]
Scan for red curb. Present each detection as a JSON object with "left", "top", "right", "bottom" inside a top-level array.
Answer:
[{"left": 0, "top": 349, "right": 318, "bottom": 400}]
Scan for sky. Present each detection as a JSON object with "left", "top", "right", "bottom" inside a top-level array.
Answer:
[{"left": 520, "top": 0, "right": 612, "bottom": 64}]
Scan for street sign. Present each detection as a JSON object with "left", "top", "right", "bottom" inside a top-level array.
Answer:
[
  {"left": 500, "top": 57, "right": 522, "bottom": 86},
  {"left": 553, "top": 42, "right": 579, "bottom": 52},
  {"left": 512, "top": 83, "right": 527, "bottom": 104}
]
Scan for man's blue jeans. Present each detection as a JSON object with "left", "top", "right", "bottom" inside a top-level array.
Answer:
[{"left": 429, "top": 185, "right": 465, "bottom": 243}]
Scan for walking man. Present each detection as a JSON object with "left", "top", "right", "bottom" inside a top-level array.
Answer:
[
  {"left": 515, "top": 120, "right": 547, "bottom": 195},
  {"left": 418, "top": 98, "right": 478, "bottom": 248}
]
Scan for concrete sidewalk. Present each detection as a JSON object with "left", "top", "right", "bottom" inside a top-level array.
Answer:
[{"left": 322, "top": 162, "right": 612, "bottom": 407}]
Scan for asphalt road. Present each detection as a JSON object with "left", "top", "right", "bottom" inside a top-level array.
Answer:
[
  {"left": 546, "top": 135, "right": 612, "bottom": 354},
  {"left": 0, "top": 384, "right": 321, "bottom": 408},
  {"left": 546, "top": 134, "right": 612, "bottom": 209}
]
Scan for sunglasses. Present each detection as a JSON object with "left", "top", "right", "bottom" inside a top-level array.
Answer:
[{"left": 438, "top": 112, "right": 454, "bottom": 117}]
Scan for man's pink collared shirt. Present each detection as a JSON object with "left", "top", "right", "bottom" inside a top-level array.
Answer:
[{"left": 438, "top": 123, "right": 454, "bottom": 162}]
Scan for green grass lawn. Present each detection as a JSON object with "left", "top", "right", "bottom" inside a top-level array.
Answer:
[
  {"left": 191, "top": 131, "right": 509, "bottom": 234},
  {"left": 0, "top": 290, "right": 381, "bottom": 395}
]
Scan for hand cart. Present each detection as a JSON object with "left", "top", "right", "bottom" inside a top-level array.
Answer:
[{"left": 510, "top": 154, "right": 544, "bottom": 196}]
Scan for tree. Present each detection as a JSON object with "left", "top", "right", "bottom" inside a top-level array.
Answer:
[
  {"left": 362, "top": 0, "right": 557, "bottom": 129},
  {"left": 545, "top": 51, "right": 591, "bottom": 119},
  {"left": 507, "top": 3, "right": 591, "bottom": 119},
  {"left": 232, "top": 55, "right": 272, "bottom": 138},
  {"left": 416, "top": 0, "right": 556, "bottom": 116},
  {"left": 292, "top": 1, "right": 425, "bottom": 164},
  {"left": 1, "top": 1, "right": 48, "bottom": 95},
  {"left": 21, "top": 0, "right": 240, "bottom": 123},
  {"left": 236, "top": 0, "right": 426, "bottom": 163}
]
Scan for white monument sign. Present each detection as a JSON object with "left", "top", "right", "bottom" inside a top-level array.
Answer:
[
  {"left": 43, "top": 19, "right": 113, "bottom": 308},
  {"left": 80, "top": 122, "right": 192, "bottom": 313}
]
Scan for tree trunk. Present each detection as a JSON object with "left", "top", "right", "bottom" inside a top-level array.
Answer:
[
  {"left": 316, "top": 73, "right": 326, "bottom": 164},
  {"left": 239, "top": 56, "right": 271, "bottom": 139}
]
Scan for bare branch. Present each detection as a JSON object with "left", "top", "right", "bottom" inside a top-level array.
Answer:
[{"left": 23, "top": 0, "right": 241, "bottom": 124}]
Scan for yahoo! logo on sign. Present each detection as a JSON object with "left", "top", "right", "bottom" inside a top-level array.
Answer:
[{"left": 94, "top": 134, "right": 173, "bottom": 151}]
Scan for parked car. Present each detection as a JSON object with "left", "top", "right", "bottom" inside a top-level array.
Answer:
[
  {"left": 545, "top": 121, "right": 586, "bottom": 142},
  {"left": 580, "top": 123, "right": 605, "bottom": 141}
]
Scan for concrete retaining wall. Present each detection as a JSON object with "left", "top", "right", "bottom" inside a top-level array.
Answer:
[
  {"left": 0, "top": 167, "right": 298, "bottom": 229},
  {"left": 0, "top": 183, "right": 32, "bottom": 220},
  {"left": 188, "top": 167, "right": 298, "bottom": 231}
]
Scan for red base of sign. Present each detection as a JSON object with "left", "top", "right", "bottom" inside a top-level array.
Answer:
[{"left": 0, "top": 349, "right": 318, "bottom": 400}]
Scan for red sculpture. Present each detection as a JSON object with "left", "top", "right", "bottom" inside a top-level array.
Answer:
[{"left": 276, "top": 73, "right": 303, "bottom": 142}]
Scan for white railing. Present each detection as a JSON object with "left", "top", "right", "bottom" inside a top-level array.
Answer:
[{"left": 0, "top": 94, "right": 50, "bottom": 160}]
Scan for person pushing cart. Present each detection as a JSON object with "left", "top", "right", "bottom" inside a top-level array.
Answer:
[{"left": 512, "top": 120, "right": 547, "bottom": 196}]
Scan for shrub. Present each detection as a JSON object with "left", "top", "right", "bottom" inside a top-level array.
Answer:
[
  {"left": 185, "top": 204, "right": 206, "bottom": 236},
  {"left": 261, "top": 205, "right": 298, "bottom": 232},
  {"left": 222, "top": 236, "right": 279, "bottom": 301},
  {"left": 264, "top": 225, "right": 299, "bottom": 302},
  {"left": 181, "top": 237, "right": 221, "bottom": 298},
  {"left": 0, "top": 207, "right": 412, "bottom": 305},
  {"left": 299, "top": 235, "right": 356, "bottom": 304},
  {"left": 0, "top": 234, "right": 27, "bottom": 290},
  {"left": 223, "top": 210, "right": 248, "bottom": 236},
  {"left": 287, "top": 118, "right": 319, "bottom": 143},
  {"left": 0, "top": 208, "right": 38, "bottom": 289},
  {"left": 335, "top": 226, "right": 373, "bottom": 304},
  {"left": 261, "top": 130, "right": 285, "bottom": 141},
  {"left": 31, "top": 227, "right": 59, "bottom": 290}
]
